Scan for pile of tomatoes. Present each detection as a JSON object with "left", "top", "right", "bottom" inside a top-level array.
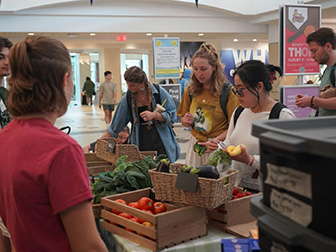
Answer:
[{"left": 112, "top": 197, "right": 167, "bottom": 232}]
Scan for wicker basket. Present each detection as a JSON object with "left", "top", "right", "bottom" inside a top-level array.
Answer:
[
  {"left": 96, "top": 137, "right": 141, "bottom": 163},
  {"left": 149, "top": 165, "right": 238, "bottom": 209},
  {"left": 93, "top": 204, "right": 103, "bottom": 219}
]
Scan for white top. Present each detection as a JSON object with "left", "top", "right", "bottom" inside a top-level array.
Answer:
[{"left": 224, "top": 107, "right": 296, "bottom": 191}]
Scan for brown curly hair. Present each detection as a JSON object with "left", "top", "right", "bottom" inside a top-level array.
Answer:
[
  {"left": 189, "top": 44, "right": 227, "bottom": 96},
  {"left": 7, "top": 35, "right": 71, "bottom": 117}
]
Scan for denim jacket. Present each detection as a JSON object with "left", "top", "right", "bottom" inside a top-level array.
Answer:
[{"left": 107, "top": 83, "right": 180, "bottom": 163}]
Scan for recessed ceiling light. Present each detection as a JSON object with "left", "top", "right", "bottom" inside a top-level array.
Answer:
[
  {"left": 253, "top": 39, "right": 257, "bottom": 42},
  {"left": 233, "top": 39, "right": 238, "bottom": 42},
  {"left": 146, "top": 33, "right": 152, "bottom": 36},
  {"left": 198, "top": 33, "right": 204, "bottom": 36},
  {"left": 28, "top": 33, "right": 34, "bottom": 36},
  {"left": 90, "top": 33, "right": 96, "bottom": 36}
]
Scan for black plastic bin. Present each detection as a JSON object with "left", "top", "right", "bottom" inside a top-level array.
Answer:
[
  {"left": 252, "top": 116, "right": 336, "bottom": 240},
  {"left": 250, "top": 195, "right": 336, "bottom": 252}
]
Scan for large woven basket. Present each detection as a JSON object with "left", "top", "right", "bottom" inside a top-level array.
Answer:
[
  {"left": 96, "top": 137, "right": 141, "bottom": 163},
  {"left": 149, "top": 164, "right": 238, "bottom": 209},
  {"left": 88, "top": 165, "right": 115, "bottom": 177}
]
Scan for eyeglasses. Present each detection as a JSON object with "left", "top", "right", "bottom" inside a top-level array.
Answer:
[{"left": 232, "top": 86, "right": 248, "bottom": 97}]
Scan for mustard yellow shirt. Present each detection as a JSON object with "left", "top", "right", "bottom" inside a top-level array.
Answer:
[{"left": 177, "top": 85, "right": 240, "bottom": 142}]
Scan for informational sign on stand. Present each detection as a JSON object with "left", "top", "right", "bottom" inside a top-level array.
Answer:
[
  {"left": 279, "top": 4, "right": 321, "bottom": 75},
  {"left": 153, "top": 37, "right": 180, "bottom": 80},
  {"left": 279, "top": 85, "right": 319, "bottom": 118},
  {"left": 160, "top": 84, "right": 181, "bottom": 122}
]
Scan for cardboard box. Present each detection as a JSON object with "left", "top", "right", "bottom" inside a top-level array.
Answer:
[
  {"left": 100, "top": 188, "right": 207, "bottom": 251},
  {"left": 207, "top": 190, "right": 261, "bottom": 237}
]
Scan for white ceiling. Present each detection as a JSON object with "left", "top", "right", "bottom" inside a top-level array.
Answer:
[{"left": 0, "top": 0, "right": 336, "bottom": 52}]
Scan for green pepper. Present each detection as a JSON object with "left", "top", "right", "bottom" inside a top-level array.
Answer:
[{"left": 193, "top": 141, "right": 207, "bottom": 156}]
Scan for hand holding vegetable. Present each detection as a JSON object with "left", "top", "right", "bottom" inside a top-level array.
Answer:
[
  {"left": 198, "top": 139, "right": 218, "bottom": 153},
  {"left": 223, "top": 144, "right": 250, "bottom": 165},
  {"left": 193, "top": 141, "right": 207, "bottom": 156}
]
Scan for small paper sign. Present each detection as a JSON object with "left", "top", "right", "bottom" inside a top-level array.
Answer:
[
  {"left": 106, "top": 141, "right": 116, "bottom": 153},
  {"left": 175, "top": 173, "right": 198, "bottom": 192}
]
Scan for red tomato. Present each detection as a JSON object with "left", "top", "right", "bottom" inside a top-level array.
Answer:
[
  {"left": 153, "top": 202, "right": 166, "bottom": 214},
  {"left": 118, "top": 212, "right": 133, "bottom": 219},
  {"left": 138, "top": 197, "right": 154, "bottom": 211},
  {"left": 125, "top": 217, "right": 139, "bottom": 232},
  {"left": 112, "top": 199, "right": 127, "bottom": 214},
  {"left": 128, "top": 202, "right": 139, "bottom": 209}
]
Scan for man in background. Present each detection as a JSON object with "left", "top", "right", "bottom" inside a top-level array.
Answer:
[
  {"left": 0, "top": 37, "right": 13, "bottom": 132},
  {"left": 295, "top": 27, "right": 336, "bottom": 116},
  {"left": 99, "top": 70, "right": 117, "bottom": 124}
]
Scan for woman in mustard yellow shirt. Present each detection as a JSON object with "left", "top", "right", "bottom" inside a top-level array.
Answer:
[{"left": 177, "top": 44, "right": 240, "bottom": 167}]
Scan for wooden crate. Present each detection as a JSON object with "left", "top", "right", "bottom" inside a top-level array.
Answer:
[
  {"left": 85, "top": 153, "right": 112, "bottom": 167},
  {"left": 88, "top": 165, "right": 115, "bottom": 177},
  {"left": 206, "top": 191, "right": 262, "bottom": 237},
  {"left": 101, "top": 188, "right": 207, "bottom": 251}
]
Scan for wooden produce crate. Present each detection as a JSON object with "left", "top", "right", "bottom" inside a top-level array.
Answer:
[
  {"left": 88, "top": 165, "right": 115, "bottom": 177},
  {"left": 85, "top": 153, "right": 112, "bottom": 167},
  {"left": 100, "top": 188, "right": 207, "bottom": 251},
  {"left": 206, "top": 190, "right": 262, "bottom": 238}
]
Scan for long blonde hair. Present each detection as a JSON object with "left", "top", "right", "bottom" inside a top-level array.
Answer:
[{"left": 189, "top": 44, "right": 226, "bottom": 96}]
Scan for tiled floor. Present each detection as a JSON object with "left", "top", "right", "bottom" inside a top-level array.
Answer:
[{"left": 55, "top": 104, "right": 190, "bottom": 163}]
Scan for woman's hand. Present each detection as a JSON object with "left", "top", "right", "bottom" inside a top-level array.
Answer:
[
  {"left": 198, "top": 139, "right": 219, "bottom": 153},
  {"left": 82, "top": 144, "right": 91, "bottom": 153},
  {"left": 181, "top": 112, "right": 194, "bottom": 127},
  {"left": 223, "top": 145, "right": 251, "bottom": 165},
  {"left": 140, "top": 111, "right": 155, "bottom": 122}
]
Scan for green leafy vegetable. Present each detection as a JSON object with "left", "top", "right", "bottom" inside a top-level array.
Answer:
[{"left": 193, "top": 142, "right": 207, "bottom": 156}]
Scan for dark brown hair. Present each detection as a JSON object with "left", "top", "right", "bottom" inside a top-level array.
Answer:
[
  {"left": 190, "top": 44, "right": 226, "bottom": 96},
  {"left": 0, "top": 37, "right": 13, "bottom": 51},
  {"left": 306, "top": 27, "right": 336, "bottom": 49},
  {"left": 7, "top": 35, "right": 71, "bottom": 117},
  {"left": 124, "top": 66, "right": 152, "bottom": 128}
]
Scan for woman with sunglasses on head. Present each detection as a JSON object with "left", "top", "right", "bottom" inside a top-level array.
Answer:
[
  {"left": 223, "top": 60, "right": 295, "bottom": 192},
  {"left": 177, "top": 44, "right": 240, "bottom": 167},
  {"left": 0, "top": 36, "right": 108, "bottom": 252}
]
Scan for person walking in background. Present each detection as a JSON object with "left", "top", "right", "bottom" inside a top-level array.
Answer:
[
  {"left": 0, "top": 37, "right": 13, "bottom": 133},
  {"left": 99, "top": 70, "right": 117, "bottom": 125},
  {"left": 82, "top": 76, "right": 95, "bottom": 105},
  {"left": 89, "top": 66, "right": 180, "bottom": 163},
  {"left": 223, "top": 60, "right": 296, "bottom": 192},
  {"left": 177, "top": 44, "right": 240, "bottom": 167},
  {"left": 295, "top": 27, "right": 336, "bottom": 116},
  {"left": 0, "top": 35, "right": 108, "bottom": 252},
  {"left": 180, "top": 68, "right": 192, "bottom": 96}
]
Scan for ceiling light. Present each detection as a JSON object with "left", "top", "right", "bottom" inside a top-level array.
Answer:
[
  {"left": 253, "top": 39, "right": 257, "bottom": 42},
  {"left": 90, "top": 33, "right": 96, "bottom": 36},
  {"left": 28, "top": 33, "right": 34, "bottom": 36},
  {"left": 146, "top": 33, "right": 152, "bottom": 36},
  {"left": 233, "top": 39, "right": 238, "bottom": 42},
  {"left": 198, "top": 33, "right": 204, "bottom": 36}
]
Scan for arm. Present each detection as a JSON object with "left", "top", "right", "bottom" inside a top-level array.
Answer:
[
  {"left": 295, "top": 94, "right": 319, "bottom": 110},
  {"left": 99, "top": 92, "right": 103, "bottom": 109},
  {"left": 60, "top": 201, "right": 108, "bottom": 252},
  {"left": 114, "top": 91, "right": 117, "bottom": 104},
  {"left": 311, "top": 96, "right": 336, "bottom": 110}
]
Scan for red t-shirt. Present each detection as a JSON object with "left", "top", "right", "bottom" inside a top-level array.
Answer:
[{"left": 0, "top": 118, "right": 93, "bottom": 251}]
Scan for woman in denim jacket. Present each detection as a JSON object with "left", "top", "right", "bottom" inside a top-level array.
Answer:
[{"left": 87, "top": 66, "right": 180, "bottom": 163}]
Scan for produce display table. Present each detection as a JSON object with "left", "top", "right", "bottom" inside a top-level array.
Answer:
[{"left": 113, "top": 227, "right": 235, "bottom": 252}]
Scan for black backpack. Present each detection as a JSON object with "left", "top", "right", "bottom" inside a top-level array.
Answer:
[
  {"left": 189, "top": 82, "right": 234, "bottom": 120},
  {"left": 329, "top": 64, "right": 336, "bottom": 87},
  {"left": 233, "top": 102, "right": 287, "bottom": 127},
  {"left": 126, "top": 83, "right": 161, "bottom": 125}
]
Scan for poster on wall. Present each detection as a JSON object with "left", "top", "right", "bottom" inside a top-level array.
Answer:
[
  {"left": 180, "top": 42, "right": 204, "bottom": 71},
  {"left": 279, "top": 85, "right": 319, "bottom": 118},
  {"left": 280, "top": 4, "right": 321, "bottom": 75},
  {"left": 221, "top": 49, "right": 269, "bottom": 84},
  {"left": 153, "top": 37, "right": 180, "bottom": 79}
]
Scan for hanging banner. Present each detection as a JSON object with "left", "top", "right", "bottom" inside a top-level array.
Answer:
[
  {"left": 280, "top": 4, "right": 321, "bottom": 75},
  {"left": 153, "top": 37, "right": 180, "bottom": 79}
]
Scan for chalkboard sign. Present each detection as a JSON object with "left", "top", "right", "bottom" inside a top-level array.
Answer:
[
  {"left": 279, "top": 84, "right": 319, "bottom": 118},
  {"left": 159, "top": 84, "right": 181, "bottom": 122}
]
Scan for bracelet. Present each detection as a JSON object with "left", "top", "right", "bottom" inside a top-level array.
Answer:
[{"left": 311, "top": 96, "right": 315, "bottom": 106}]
